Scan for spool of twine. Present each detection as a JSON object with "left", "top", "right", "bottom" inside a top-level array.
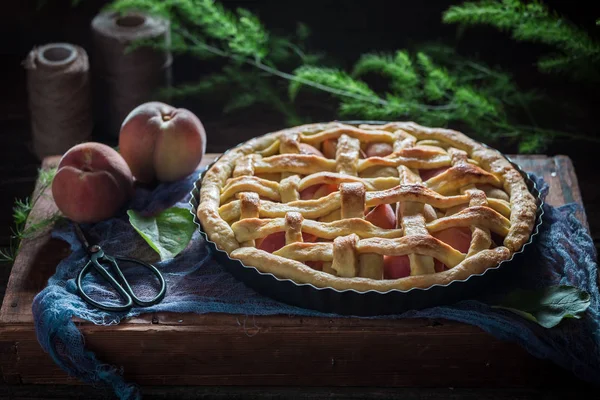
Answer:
[
  {"left": 24, "top": 43, "right": 93, "bottom": 159},
  {"left": 91, "top": 11, "right": 172, "bottom": 137}
]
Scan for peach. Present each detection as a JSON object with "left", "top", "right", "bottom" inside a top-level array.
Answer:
[
  {"left": 383, "top": 255, "right": 411, "bottom": 279},
  {"left": 52, "top": 142, "right": 134, "bottom": 223},
  {"left": 119, "top": 101, "right": 206, "bottom": 183},
  {"left": 298, "top": 143, "right": 324, "bottom": 157},
  {"left": 300, "top": 183, "right": 338, "bottom": 200},
  {"left": 256, "top": 232, "right": 316, "bottom": 253},
  {"left": 419, "top": 166, "right": 448, "bottom": 181},
  {"left": 365, "top": 204, "right": 396, "bottom": 229},
  {"left": 256, "top": 231, "right": 286, "bottom": 253},
  {"left": 313, "top": 184, "right": 338, "bottom": 199},
  {"left": 322, "top": 139, "right": 337, "bottom": 159},
  {"left": 305, "top": 261, "right": 323, "bottom": 270},
  {"left": 433, "top": 227, "right": 472, "bottom": 253},
  {"left": 365, "top": 142, "right": 393, "bottom": 157},
  {"left": 300, "top": 184, "right": 321, "bottom": 200},
  {"left": 433, "top": 227, "right": 472, "bottom": 272}
]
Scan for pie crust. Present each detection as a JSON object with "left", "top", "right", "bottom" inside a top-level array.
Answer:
[{"left": 198, "top": 121, "right": 538, "bottom": 292}]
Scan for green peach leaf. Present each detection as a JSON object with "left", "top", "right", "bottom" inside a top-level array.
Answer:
[
  {"left": 492, "top": 285, "right": 591, "bottom": 328},
  {"left": 127, "top": 207, "right": 195, "bottom": 261}
]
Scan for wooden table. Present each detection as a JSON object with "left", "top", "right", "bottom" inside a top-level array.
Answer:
[{"left": 0, "top": 154, "right": 595, "bottom": 397}]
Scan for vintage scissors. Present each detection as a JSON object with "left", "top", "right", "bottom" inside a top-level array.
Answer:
[{"left": 74, "top": 223, "right": 166, "bottom": 312}]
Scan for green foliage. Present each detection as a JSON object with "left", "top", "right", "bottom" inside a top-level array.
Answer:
[
  {"left": 290, "top": 66, "right": 379, "bottom": 101},
  {"left": 352, "top": 51, "right": 420, "bottom": 94},
  {"left": 443, "top": 0, "right": 600, "bottom": 80},
  {"left": 1, "top": 167, "right": 60, "bottom": 264},
  {"left": 517, "top": 134, "right": 547, "bottom": 154},
  {"left": 128, "top": 207, "right": 196, "bottom": 260},
  {"left": 12, "top": 198, "right": 32, "bottom": 230},
  {"left": 107, "top": 0, "right": 270, "bottom": 63},
  {"left": 101, "top": 0, "right": 599, "bottom": 152},
  {"left": 164, "top": 66, "right": 307, "bottom": 126},
  {"left": 492, "top": 285, "right": 591, "bottom": 328},
  {"left": 39, "top": 167, "right": 57, "bottom": 187},
  {"left": 290, "top": 46, "right": 559, "bottom": 152},
  {"left": 416, "top": 52, "right": 455, "bottom": 101},
  {"left": 0, "top": 248, "right": 16, "bottom": 264}
]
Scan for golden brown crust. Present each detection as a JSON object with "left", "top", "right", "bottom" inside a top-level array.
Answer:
[
  {"left": 198, "top": 121, "right": 538, "bottom": 292},
  {"left": 232, "top": 217, "right": 405, "bottom": 242},
  {"left": 369, "top": 122, "right": 537, "bottom": 252},
  {"left": 229, "top": 246, "right": 511, "bottom": 292}
]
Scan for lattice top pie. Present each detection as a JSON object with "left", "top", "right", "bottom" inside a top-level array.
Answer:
[{"left": 198, "top": 121, "right": 538, "bottom": 292}]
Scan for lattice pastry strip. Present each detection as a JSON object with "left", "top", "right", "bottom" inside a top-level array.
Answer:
[
  {"left": 398, "top": 165, "right": 435, "bottom": 276},
  {"left": 198, "top": 121, "right": 538, "bottom": 292},
  {"left": 220, "top": 185, "right": 481, "bottom": 221}
]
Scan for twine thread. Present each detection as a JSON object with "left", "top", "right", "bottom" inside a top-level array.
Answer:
[
  {"left": 91, "top": 11, "right": 172, "bottom": 137},
  {"left": 24, "top": 43, "right": 93, "bottom": 159}
]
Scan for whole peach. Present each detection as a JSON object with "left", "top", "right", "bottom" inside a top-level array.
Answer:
[
  {"left": 118, "top": 102, "right": 206, "bottom": 183},
  {"left": 52, "top": 142, "right": 134, "bottom": 223}
]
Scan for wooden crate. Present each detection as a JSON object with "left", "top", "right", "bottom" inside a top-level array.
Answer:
[{"left": 0, "top": 154, "right": 594, "bottom": 390}]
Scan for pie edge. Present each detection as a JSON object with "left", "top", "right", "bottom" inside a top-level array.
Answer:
[{"left": 197, "top": 121, "right": 538, "bottom": 292}]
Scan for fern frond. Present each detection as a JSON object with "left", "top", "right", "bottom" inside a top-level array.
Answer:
[
  {"left": 290, "top": 66, "right": 378, "bottom": 101},
  {"left": 352, "top": 51, "right": 419, "bottom": 94},
  {"left": 110, "top": 0, "right": 269, "bottom": 59},
  {"left": 181, "top": 0, "right": 268, "bottom": 58},
  {"left": 102, "top": 0, "right": 597, "bottom": 154},
  {"left": 454, "top": 86, "right": 500, "bottom": 122},
  {"left": 230, "top": 8, "right": 269, "bottom": 59},
  {"left": 443, "top": 0, "right": 524, "bottom": 29},
  {"left": 107, "top": 0, "right": 173, "bottom": 18},
  {"left": 125, "top": 29, "right": 214, "bottom": 59},
  {"left": 13, "top": 198, "right": 32, "bottom": 228},
  {"left": 339, "top": 95, "right": 420, "bottom": 120},
  {"left": 19, "top": 215, "right": 62, "bottom": 239},
  {"left": 443, "top": 0, "right": 600, "bottom": 79},
  {"left": 537, "top": 52, "right": 600, "bottom": 78},
  {"left": 417, "top": 53, "right": 455, "bottom": 101},
  {"left": 38, "top": 167, "right": 57, "bottom": 188},
  {"left": 517, "top": 133, "right": 548, "bottom": 153},
  {"left": 160, "top": 74, "right": 230, "bottom": 98},
  {"left": 0, "top": 246, "right": 16, "bottom": 264},
  {"left": 338, "top": 102, "right": 389, "bottom": 120},
  {"left": 519, "top": 18, "right": 589, "bottom": 49}
]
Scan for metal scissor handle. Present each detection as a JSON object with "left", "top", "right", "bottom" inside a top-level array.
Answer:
[{"left": 76, "top": 245, "right": 166, "bottom": 312}]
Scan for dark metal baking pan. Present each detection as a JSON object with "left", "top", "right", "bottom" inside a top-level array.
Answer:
[{"left": 189, "top": 121, "right": 544, "bottom": 316}]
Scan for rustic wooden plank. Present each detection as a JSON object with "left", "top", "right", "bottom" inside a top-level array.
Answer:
[
  {"left": 0, "top": 157, "right": 65, "bottom": 324},
  {"left": 3, "top": 385, "right": 595, "bottom": 400},
  {"left": 553, "top": 156, "right": 583, "bottom": 204},
  {"left": 510, "top": 155, "right": 589, "bottom": 232},
  {"left": 553, "top": 155, "right": 589, "bottom": 229},
  {"left": 508, "top": 155, "right": 566, "bottom": 207},
  {"left": 0, "top": 321, "right": 587, "bottom": 388},
  {"left": 0, "top": 154, "right": 592, "bottom": 389}
]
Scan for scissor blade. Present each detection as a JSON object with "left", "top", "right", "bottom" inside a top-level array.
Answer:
[{"left": 74, "top": 223, "right": 90, "bottom": 250}]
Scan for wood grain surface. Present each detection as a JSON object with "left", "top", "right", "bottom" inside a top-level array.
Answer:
[{"left": 0, "top": 154, "right": 595, "bottom": 392}]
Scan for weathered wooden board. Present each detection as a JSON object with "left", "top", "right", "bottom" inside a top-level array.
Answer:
[{"left": 0, "top": 154, "right": 595, "bottom": 391}]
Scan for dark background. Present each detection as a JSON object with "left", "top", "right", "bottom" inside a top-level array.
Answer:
[
  {"left": 4, "top": 0, "right": 600, "bottom": 138},
  {"left": 5, "top": 0, "right": 600, "bottom": 130},
  {"left": 2, "top": 1, "right": 599, "bottom": 265}
]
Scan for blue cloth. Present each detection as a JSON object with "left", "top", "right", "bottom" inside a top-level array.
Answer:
[{"left": 32, "top": 170, "right": 600, "bottom": 399}]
